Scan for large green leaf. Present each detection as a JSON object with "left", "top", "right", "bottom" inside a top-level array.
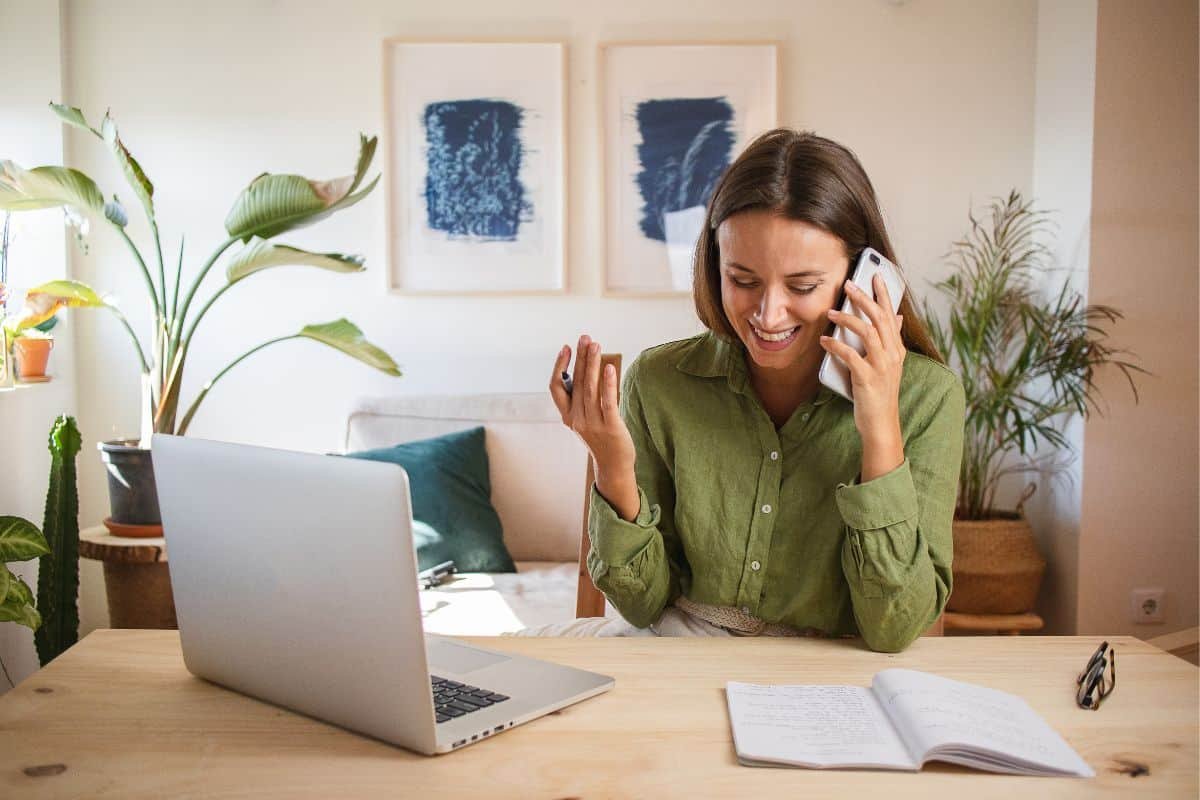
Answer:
[
  {"left": 27, "top": 279, "right": 107, "bottom": 307},
  {"left": 0, "top": 572, "right": 41, "bottom": 630},
  {"left": 0, "top": 563, "right": 9, "bottom": 600},
  {"left": 0, "top": 177, "right": 64, "bottom": 210},
  {"left": 0, "top": 516, "right": 50, "bottom": 562},
  {"left": 49, "top": 103, "right": 97, "bottom": 136},
  {"left": 5, "top": 279, "right": 108, "bottom": 333},
  {"left": 223, "top": 134, "right": 379, "bottom": 242},
  {"left": 225, "top": 238, "right": 365, "bottom": 283},
  {"left": 0, "top": 161, "right": 104, "bottom": 214},
  {"left": 346, "top": 133, "right": 378, "bottom": 196},
  {"left": 299, "top": 319, "right": 401, "bottom": 376},
  {"left": 101, "top": 114, "right": 155, "bottom": 221}
]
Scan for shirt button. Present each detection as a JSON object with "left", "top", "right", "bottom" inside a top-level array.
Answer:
[
  {"left": 801, "top": 413, "right": 810, "bottom": 421},
  {"left": 751, "top": 560, "right": 761, "bottom": 571},
  {"left": 761, "top": 504, "right": 772, "bottom": 514},
  {"left": 769, "top": 451, "right": 779, "bottom": 460},
  {"left": 741, "top": 606, "right": 751, "bottom": 615}
]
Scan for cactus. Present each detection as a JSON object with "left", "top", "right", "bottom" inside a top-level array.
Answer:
[{"left": 34, "top": 414, "right": 81, "bottom": 666}]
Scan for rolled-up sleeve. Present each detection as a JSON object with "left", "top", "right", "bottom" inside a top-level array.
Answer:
[
  {"left": 586, "top": 360, "right": 686, "bottom": 628},
  {"left": 837, "top": 378, "right": 965, "bottom": 652}
]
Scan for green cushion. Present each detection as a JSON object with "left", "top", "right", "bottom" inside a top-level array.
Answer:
[{"left": 345, "top": 427, "right": 516, "bottom": 573}]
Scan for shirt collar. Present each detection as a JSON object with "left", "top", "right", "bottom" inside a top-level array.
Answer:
[{"left": 676, "top": 331, "right": 839, "bottom": 408}]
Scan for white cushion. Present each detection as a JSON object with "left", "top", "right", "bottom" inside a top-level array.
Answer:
[{"left": 344, "top": 394, "right": 587, "bottom": 563}]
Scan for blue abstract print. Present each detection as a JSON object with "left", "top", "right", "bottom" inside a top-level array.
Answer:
[
  {"left": 423, "top": 99, "right": 532, "bottom": 241},
  {"left": 634, "top": 97, "right": 735, "bottom": 242}
]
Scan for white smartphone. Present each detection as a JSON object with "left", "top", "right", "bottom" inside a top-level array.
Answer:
[{"left": 818, "top": 247, "right": 907, "bottom": 402}]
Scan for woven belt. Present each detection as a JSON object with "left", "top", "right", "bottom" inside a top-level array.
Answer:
[{"left": 674, "top": 595, "right": 820, "bottom": 638}]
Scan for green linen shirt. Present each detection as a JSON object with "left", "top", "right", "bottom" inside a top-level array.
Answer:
[{"left": 586, "top": 332, "right": 965, "bottom": 652}]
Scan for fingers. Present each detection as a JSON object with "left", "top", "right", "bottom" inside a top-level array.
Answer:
[
  {"left": 833, "top": 278, "right": 904, "bottom": 359},
  {"left": 844, "top": 279, "right": 890, "bottom": 338},
  {"left": 570, "top": 335, "right": 590, "bottom": 422},
  {"left": 827, "top": 306, "right": 884, "bottom": 360},
  {"left": 872, "top": 275, "right": 906, "bottom": 350},
  {"left": 599, "top": 362, "right": 619, "bottom": 422},
  {"left": 549, "top": 344, "right": 572, "bottom": 422},
  {"left": 819, "top": 332, "right": 867, "bottom": 374},
  {"left": 582, "top": 340, "right": 603, "bottom": 421},
  {"left": 572, "top": 334, "right": 590, "bottom": 389}
]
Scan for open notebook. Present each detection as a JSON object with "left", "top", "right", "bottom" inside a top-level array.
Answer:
[{"left": 726, "top": 669, "right": 1094, "bottom": 777}]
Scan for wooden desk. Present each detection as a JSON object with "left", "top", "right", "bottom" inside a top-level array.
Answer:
[{"left": 0, "top": 631, "right": 1195, "bottom": 798}]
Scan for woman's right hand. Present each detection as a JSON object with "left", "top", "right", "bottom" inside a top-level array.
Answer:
[{"left": 549, "top": 335, "right": 640, "bottom": 520}]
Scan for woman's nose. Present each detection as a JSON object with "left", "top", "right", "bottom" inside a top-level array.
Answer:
[{"left": 755, "top": 287, "right": 790, "bottom": 327}]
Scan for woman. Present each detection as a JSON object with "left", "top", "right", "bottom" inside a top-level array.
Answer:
[{"left": 546, "top": 129, "right": 964, "bottom": 652}]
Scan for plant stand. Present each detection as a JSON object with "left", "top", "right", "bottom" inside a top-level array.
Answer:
[
  {"left": 79, "top": 525, "right": 176, "bottom": 629},
  {"left": 943, "top": 611, "right": 1044, "bottom": 636}
]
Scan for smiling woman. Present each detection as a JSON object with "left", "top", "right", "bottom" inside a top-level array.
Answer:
[{"left": 537, "top": 130, "right": 965, "bottom": 653}]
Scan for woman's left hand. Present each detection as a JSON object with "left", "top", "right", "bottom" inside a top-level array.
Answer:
[{"left": 819, "top": 273, "right": 905, "bottom": 449}]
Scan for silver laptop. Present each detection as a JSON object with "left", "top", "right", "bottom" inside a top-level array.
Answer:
[{"left": 152, "top": 433, "right": 613, "bottom": 755}]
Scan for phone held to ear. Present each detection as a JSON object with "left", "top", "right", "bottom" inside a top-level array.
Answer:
[{"left": 818, "top": 247, "right": 907, "bottom": 402}]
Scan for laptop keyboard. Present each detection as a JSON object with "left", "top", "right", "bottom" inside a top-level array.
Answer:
[{"left": 431, "top": 675, "right": 510, "bottom": 724}]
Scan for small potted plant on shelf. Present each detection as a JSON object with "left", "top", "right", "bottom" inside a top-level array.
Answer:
[
  {"left": 921, "top": 191, "right": 1147, "bottom": 615},
  {"left": 11, "top": 326, "right": 54, "bottom": 382},
  {"left": 0, "top": 104, "right": 401, "bottom": 535}
]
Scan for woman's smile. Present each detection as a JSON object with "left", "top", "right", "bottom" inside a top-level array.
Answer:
[{"left": 750, "top": 324, "right": 800, "bottom": 350}]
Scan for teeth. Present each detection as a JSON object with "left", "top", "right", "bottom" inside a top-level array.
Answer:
[{"left": 753, "top": 326, "right": 797, "bottom": 342}]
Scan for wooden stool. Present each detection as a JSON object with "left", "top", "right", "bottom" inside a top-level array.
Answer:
[
  {"left": 79, "top": 525, "right": 177, "bottom": 629},
  {"left": 943, "top": 611, "right": 1044, "bottom": 636}
]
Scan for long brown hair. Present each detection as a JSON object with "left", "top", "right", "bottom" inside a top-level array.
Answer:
[{"left": 693, "top": 128, "right": 944, "bottom": 363}]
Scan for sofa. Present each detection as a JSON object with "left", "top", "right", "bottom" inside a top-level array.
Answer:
[{"left": 344, "top": 392, "right": 613, "bottom": 635}]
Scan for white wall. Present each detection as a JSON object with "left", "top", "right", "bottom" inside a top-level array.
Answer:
[
  {"left": 1027, "top": 0, "right": 1097, "bottom": 634},
  {"left": 0, "top": 0, "right": 103, "bottom": 693},
  {"left": 60, "top": 0, "right": 1038, "bottom": 519},
  {"left": 8, "top": 0, "right": 1041, "bottom": 641},
  {"left": 1079, "top": 0, "right": 1198, "bottom": 638}
]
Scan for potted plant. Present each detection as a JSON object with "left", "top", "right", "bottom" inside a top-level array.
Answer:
[
  {"left": 922, "top": 191, "right": 1146, "bottom": 615},
  {"left": 11, "top": 326, "right": 54, "bottom": 381},
  {"left": 0, "top": 104, "right": 401, "bottom": 531}
]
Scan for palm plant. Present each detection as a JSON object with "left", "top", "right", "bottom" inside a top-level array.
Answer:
[
  {"left": 0, "top": 103, "right": 399, "bottom": 441},
  {"left": 922, "top": 191, "right": 1146, "bottom": 520}
]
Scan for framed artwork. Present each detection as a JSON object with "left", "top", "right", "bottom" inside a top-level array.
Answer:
[
  {"left": 384, "top": 40, "right": 566, "bottom": 294},
  {"left": 601, "top": 42, "right": 779, "bottom": 296}
]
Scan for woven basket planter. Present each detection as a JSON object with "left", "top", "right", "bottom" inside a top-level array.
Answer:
[{"left": 948, "top": 514, "right": 1046, "bottom": 614}]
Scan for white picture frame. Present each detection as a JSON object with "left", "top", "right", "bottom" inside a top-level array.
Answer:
[
  {"left": 384, "top": 40, "right": 567, "bottom": 294},
  {"left": 601, "top": 42, "right": 779, "bottom": 296}
]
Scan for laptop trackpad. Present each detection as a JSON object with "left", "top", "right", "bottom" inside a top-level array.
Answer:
[{"left": 428, "top": 640, "right": 510, "bottom": 674}]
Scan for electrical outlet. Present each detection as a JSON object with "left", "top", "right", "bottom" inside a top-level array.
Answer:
[{"left": 1130, "top": 588, "right": 1165, "bottom": 624}]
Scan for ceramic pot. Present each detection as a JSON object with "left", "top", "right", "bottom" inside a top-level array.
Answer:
[
  {"left": 98, "top": 440, "right": 161, "bottom": 525},
  {"left": 14, "top": 337, "right": 53, "bottom": 378}
]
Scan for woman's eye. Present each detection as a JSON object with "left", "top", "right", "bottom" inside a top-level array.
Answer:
[
  {"left": 731, "top": 278, "right": 757, "bottom": 289},
  {"left": 790, "top": 285, "right": 818, "bottom": 295}
]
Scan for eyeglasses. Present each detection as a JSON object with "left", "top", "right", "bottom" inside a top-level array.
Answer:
[{"left": 1076, "top": 641, "right": 1116, "bottom": 710}]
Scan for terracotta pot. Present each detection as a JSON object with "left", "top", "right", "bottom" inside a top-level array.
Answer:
[
  {"left": 14, "top": 337, "right": 53, "bottom": 378},
  {"left": 948, "top": 514, "right": 1046, "bottom": 614}
]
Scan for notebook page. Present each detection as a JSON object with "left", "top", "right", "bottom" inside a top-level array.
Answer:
[
  {"left": 725, "top": 682, "right": 917, "bottom": 770},
  {"left": 871, "top": 669, "right": 1094, "bottom": 777}
]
